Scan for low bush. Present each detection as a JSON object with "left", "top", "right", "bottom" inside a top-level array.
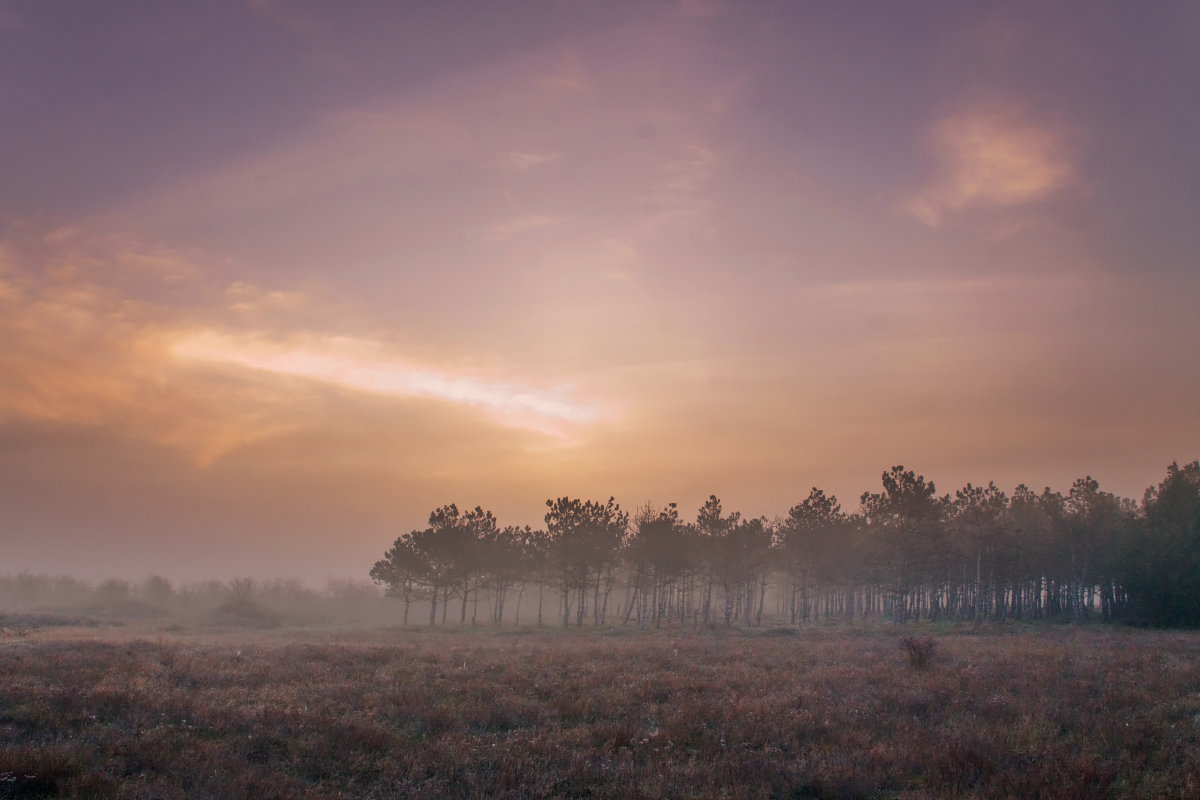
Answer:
[{"left": 901, "top": 635, "right": 937, "bottom": 668}]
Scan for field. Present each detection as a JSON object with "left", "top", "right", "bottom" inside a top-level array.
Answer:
[{"left": 3, "top": 620, "right": 1200, "bottom": 799}]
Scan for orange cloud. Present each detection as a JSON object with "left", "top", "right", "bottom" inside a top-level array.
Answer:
[
  {"left": 170, "top": 330, "right": 605, "bottom": 437},
  {"left": 0, "top": 236, "right": 301, "bottom": 465},
  {"left": 224, "top": 281, "right": 306, "bottom": 314},
  {"left": 0, "top": 227, "right": 608, "bottom": 471},
  {"left": 905, "top": 106, "right": 1074, "bottom": 226}
]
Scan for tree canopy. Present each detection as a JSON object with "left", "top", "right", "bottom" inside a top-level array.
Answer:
[{"left": 371, "top": 461, "right": 1200, "bottom": 628}]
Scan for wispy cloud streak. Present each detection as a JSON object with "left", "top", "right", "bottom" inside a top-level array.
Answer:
[{"left": 171, "top": 331, "right": 602, "bottom": 435}]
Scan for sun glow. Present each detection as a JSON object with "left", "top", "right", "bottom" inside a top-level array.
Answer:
[{"left": 171, "top": 331, "right": 603, "bottom": 437}]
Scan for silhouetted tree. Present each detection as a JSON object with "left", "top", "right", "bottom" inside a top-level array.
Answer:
[
  {"left": 227, "top": 577, "right": 255, "bottom": 603},
  {"left": 778, "top": 488, "right": 851, "bottom": 623},
  {"left": 364, "top": 460, "right": 1189, "bottom": 628},
  {"left": 456, "top": 505, "right": 500, "bottom": 624},
  {"left": 371, "top": 528, "right": 431, "bottom": 625},
  {"left": 484, "top": 524, "right": 532, "bottom": 625},
  {"left": 544, "top": 496, "right": 629, "bottom": 626},
  {"left": 947, "top": 482, "right": 1009, "bottom": 622},
  {"left": 695, "top": 496, "right": 772, "bottom": 627},
  {"left": 96, "top": 578, "right": 132, "bottom": 606},
  {"left": 1007, "top": 484, "right": 1055, "bottom": 619},
  {"left": 861, "top": 466, "right": 947, "bottom": 622},
  {"left": 1119, "top": 461, "right": 1200, "bottom": 626},
  {"left": 371, "top": 504, "right": 497, "bottom": 625},
  {"left": 421, "top": 505, "right": 477, "bottom": 624},
  {"left": 140, "top": 575, "right": 174, "bottom": 608},
  {"left": 625, "top": 503, "right": 696, "bottom": 627},
  {"left": 696, "top": 495, "right": 738, "bottom": 626},
  {"left": 518, "top": 525, "right": 552, "bottom": 626},
  {"left": 1063, "top": 477, "right": 1126, "bottom": 621}
]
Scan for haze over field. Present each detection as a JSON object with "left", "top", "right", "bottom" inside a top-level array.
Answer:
[{"left": 1, "top": 1, "right": 1197, "bottom": 582}]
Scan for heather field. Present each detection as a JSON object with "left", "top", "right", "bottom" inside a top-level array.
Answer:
[{"left": 3, "top": 622, "right": 1200, "bottom": 799}]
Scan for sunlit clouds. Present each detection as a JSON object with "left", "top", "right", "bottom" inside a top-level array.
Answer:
[
  {"left": 1, "top": 2, "right": 1197, "bottom": 580},
  {"left": 0, "top": 225, "right": 609, "bottom": 469},
  {"left": 171, "top": 331, "right": 604, "bottom": 436},
  {"left": 904, "top": 106, "right": 1074, "bottom": 227}
]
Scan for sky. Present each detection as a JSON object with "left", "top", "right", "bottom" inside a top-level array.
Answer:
[{"left": 2, "top": 0, "right": 1198, "bottom": 583}]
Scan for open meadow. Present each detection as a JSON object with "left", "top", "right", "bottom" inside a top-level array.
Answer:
[{"left": 3, "top": 618, "right": 1200, "bottom": 799}]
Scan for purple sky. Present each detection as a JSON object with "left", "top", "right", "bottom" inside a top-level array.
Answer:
[{"left": 1, "top": 0, "right": 1198, "bottom": 582}]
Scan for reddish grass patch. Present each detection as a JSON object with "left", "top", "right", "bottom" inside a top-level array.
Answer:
[{"left": 1, "top": 626, "right": 1199, "bottom": 798}]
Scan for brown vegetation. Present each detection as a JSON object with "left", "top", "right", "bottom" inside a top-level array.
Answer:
[{"left": 3, "top": 623, "right": 1200, "bottom": 799}]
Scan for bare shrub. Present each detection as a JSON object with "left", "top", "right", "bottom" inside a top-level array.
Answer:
[
  {"left": 901, "top": 635, "right": 937, "bottom": 669},
  {"left": 94, "top": 578, "right": 131, "bottom": 605},
  {"left": 139, "top": 575, "right": 174, "bottom": 608},
  {"left": 228, "top": 577, "right": 256, "bottom": 602}
]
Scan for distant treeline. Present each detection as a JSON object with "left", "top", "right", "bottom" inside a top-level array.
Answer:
[
  {"left": 0, "top": 573, "right": 393, "bottom": 624},
  {"left": 371, "top": 461, "right": 1200, "bottom": 628}
]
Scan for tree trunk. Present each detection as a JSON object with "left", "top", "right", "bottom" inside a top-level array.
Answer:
[{"left": 974, "top": 546, "right": 982, "bottom": 624}]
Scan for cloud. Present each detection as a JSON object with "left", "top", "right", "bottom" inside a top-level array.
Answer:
[
  {"left": 42, "top": 226, "right": 82, "bottom": 245},
  {"left": 224, "top": 281, "right": 306, "bottom": 314},
  {"left": 0, "top": 225, "right": 605, "bottom": 470},
  {"left": 0, "top": 246, "right": 19, "bottom": 301},
  {"left": 494, "top": 151, "right": 562, "bottom": 171},
  {"left": 904, "top": 107, "right": 1074, "bottom": 227},
  {"left": 479, "top": 213, "right": 557, "bottom": 242},
  {"left": 0, "top": 233, "right": 295, "bottom": 464},
  {"left": 171, "top": 331, "right": 603, "bottom": 437}
]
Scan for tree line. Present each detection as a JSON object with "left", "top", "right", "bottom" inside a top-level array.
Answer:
[{"left": 370, "top": 461, "right": 1200, "bottom": 628}]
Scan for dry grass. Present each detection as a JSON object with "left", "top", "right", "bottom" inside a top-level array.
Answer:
[{"left": 2, "top": 623, "right": 1200, "bottom": 799}]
